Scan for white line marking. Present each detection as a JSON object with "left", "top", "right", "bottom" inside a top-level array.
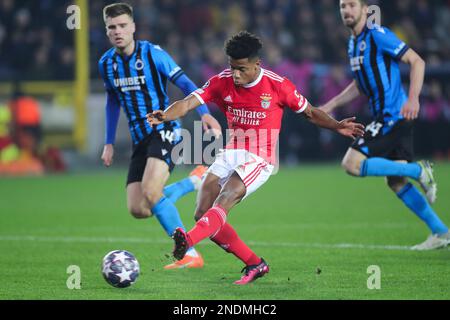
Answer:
[{"left": 0, "top": 235, "right": 447, "bottom": 251}]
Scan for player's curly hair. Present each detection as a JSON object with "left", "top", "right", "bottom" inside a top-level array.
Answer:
[
  {"left": 225, "top": 31, "right": 263, "bottom": 60},
  {"left": 103, "top": 3, "right": 134, "bottom": 22}
]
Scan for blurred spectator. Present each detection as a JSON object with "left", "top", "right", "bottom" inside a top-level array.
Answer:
[
  {"left": 417, "top": 80, "right": 450, "bottom": 160},
  {"left": 421, "top": 81, "right": 449, "bottom": 122},
  {"left": 264, "top": 41, "right": 314, "bottom": 98},
  {"left": 318, "top": 65, "right": 368, "bottom": 119},
  {"left": 9, "top": 88, "right": 43, "bottom": 159},
  {"left": 0, "top": 102, "right": 21, "bottom": 168},
  {"left": 0, "top": 0, "right": 74, "bottom": 81},
  {"left": 0, "top": 103, "right": 13, "bottom": 151},
  {"left": 0, "top": 87, "right": 44, "bottom": 175}
]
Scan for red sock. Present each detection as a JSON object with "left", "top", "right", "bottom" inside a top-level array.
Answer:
[
  {"left": 210, "top": 223, "right": 261, "bottom": 266},
  {"left": 187, "top": 206, "right": 227, "bottom": 246}
]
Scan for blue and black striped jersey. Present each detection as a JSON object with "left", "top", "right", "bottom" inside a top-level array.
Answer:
[
  {"left": 98, "top": 40, "right": 183, "bottom": 145},
  {"left": 348, "top": 25, "right": 409, "bottom": 132}
]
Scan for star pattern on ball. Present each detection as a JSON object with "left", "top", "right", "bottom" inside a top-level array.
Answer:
[
  {"left": 116, "top": 268, "right": 134, "bottom": 282},
  {"left": 113, "top": 251, "right": 131, "bottom": 262},
  {"left": 102, "top": 263, "right": 114, "bottom": 276}
]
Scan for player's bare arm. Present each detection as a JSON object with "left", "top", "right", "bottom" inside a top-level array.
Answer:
[
  {"left": 101, "top": 144, "right": 114, "bottom": 167},
  {"left": 146, "top": 95, "right": 201, "bottom": 126},
  {"left": 319, "top": 80, "right": 361, "bottom": 114},
  {"left": 303, "top": 103, "right": 365, "bottom": 139},
  {"left": 400, "top": 48, "right": 426, "bottom": 121},
  {"left": 200, "top": 113, "right": 222, "bottom": 138}
]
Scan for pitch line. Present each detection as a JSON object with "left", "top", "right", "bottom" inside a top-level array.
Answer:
[{"left": 0, "top": 235, "right": 446, "bottom": 251}]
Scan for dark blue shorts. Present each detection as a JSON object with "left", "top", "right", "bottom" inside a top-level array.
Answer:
[
  {"left": 126, "top": 130, "right": 177, "bottom": 185},
  {"left": 351, "top": 119, "right": 414, "bottom": 162}
]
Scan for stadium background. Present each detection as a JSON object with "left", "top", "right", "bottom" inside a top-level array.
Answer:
[
  {"left": 0, "top": 0, "right": 449, "bottom": 301},
  {"left": 0, "top": 0, "right": 449, "bottom": 169}
]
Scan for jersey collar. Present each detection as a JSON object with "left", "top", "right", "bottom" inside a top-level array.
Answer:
[
  {"left": 243, "top": 67, "right": 264, "bottom": 88},
  {"left": 351, "top": 25, "right": 368, "bottom": 41},
  {"left": 115, "top": 40, "right": 139, "bottom": 62}
]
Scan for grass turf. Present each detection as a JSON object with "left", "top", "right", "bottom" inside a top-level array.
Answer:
[{"left": 0, "top": 163, "right": 449, "bottom": 300}]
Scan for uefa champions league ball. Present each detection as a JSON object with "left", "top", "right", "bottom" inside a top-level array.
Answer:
[{"left": 101, "top": 250, "right": 140, "bottom": 288}]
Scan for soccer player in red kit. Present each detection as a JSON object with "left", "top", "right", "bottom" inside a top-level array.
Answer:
[{"left": 147, "top": 31, "right": 364, "bottom": 284}]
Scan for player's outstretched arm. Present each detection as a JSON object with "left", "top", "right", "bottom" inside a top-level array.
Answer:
[
  {"left": 319, "top": 80, "right": 361, "bottom": 114},
  {"left": 200, "top": 113, "right": 222, "bottom": 138},
  {"left": 173, "top": 74, "right": 222, "bottom": 137},
  {"left": 146, "top": 95, "right": 201, "bottom": 126},
  {"left": 302, "top": 103, "right": 365, "bottom": 140}
]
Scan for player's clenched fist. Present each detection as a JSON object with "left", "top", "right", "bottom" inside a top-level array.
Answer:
[{"left": 146, "top": 110, "right": 166, "bottom": 126}]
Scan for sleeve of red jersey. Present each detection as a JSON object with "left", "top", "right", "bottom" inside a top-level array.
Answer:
[
  {"left": 191, "top": 75, "right": 221, "bottom": 105},
  {"left": 279, "top": 78, "right": 309, "bottom": 114}
]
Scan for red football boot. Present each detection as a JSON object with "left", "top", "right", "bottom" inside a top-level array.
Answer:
[{"left": 234, "top": 258, "right": 269, "bottom": 285}]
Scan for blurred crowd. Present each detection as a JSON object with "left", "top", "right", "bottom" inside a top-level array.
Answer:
[
  {"left": 0, "top": 0, "right": 75, "bottom": 80},
  {"left": 0, "top": 0, "right": 449, "bottom": 161},
  {"left": 0, "top": 87, "right": 66, "bottom": 175}
]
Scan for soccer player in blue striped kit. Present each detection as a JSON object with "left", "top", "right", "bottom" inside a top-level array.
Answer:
[
  {"left": 320, "top": 0, "right": 449, "bottom": 250},
  {"left": 98, "top": 3, "right": 222, "bottom": 268}
]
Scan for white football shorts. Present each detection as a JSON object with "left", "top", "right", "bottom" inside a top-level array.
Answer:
[{"left": 207, "top": 149, "right": 274, "bottom": 200}]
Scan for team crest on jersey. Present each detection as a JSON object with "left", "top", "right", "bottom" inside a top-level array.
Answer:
[
  {"left": 359, "top": 40, "right": 367, "bottom": 51},
  {"left": 260, "top": 93, "right": 272, "bottom": 109},
  {"left": 202, "top": 80, "right": 210, "bottom": 89},
  {"left": 135, "top": 59, "right": 145, "bottom": 70}
]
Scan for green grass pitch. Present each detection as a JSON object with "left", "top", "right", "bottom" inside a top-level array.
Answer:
[{"left": 0, "top": 163, "right": 449, "bottom": 300}]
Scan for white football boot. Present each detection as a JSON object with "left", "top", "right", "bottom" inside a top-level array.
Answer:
[
  {"left": 411, "top": 231, "right": 450, "bottom": 251},
  {"left": 417, "top": 160, "right": 437, "bottom": 204}
]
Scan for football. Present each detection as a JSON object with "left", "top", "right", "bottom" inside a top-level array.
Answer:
[{"left": 101, "top": 250, "right": 140, "bottom": 288}]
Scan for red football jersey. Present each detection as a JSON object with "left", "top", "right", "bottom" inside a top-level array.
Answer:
[{"left": 192, "top": 68, "right": 308, "bottom": 164}]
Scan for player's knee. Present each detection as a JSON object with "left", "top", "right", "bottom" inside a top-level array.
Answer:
[
  {"left": 341, "top": 158, "right": 361, "bottom": 177},
  {"left": 142, "top": 188, "right": 163, "bottom": 208},
  {"left": 128, "top": 205, "right": 150, "bottom": 219},
  {"left": 215, "top": 187, "right": 245, "bottom": 208},
  {"left": 386, "top": 177, "right": 408, "bottom": 193}
]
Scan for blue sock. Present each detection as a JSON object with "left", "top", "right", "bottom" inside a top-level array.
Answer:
[
  {"left": 152, "top": 197, "right": 198, "bottom": 256},
  {"left": 151, "top": 197, "right": 187, "bottom": 237},
  {"left": 397, "top": 183, "right": 448, "bottom": 234},
  {"left": 360, "top": 158, "right": 421, "bottom": 179},
  {"left": 163, "top": 177, "right": 195, "bottom": 204}
]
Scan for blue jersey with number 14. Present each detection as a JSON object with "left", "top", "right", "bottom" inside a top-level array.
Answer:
[
  {"left": 99, "top": 40, "right": 183, "bottom": 145},
  {"left": 348, "top": 25, "right": 409, "bottom": 132}
]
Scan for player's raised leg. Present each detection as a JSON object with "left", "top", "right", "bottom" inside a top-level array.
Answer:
[
  {"left": 128, "top": 157, "right": 203, "bottom": 268},
  {"left": 342, "top": 148, "right": 437, "bottom": 203},
  {"left": 165, "top": 171, "right": 221, "bottom": 269},
  {"left": 172, "top": 170, "right": 269, "bottom": 284},
  {"left": 343, "top": 149, "right": 449, "bottom": 249},
  {"left": 171, "top": 172, "right": 233, "bottom": 260},
  {"left": 163, "top": 165, "right": 208, "bottom": 204},
  {"left": 173, "top": 172, "right": 247, "bottom": 255},
  {"left": 163, "top": 167, "right": 212, "bottom": 269}
]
